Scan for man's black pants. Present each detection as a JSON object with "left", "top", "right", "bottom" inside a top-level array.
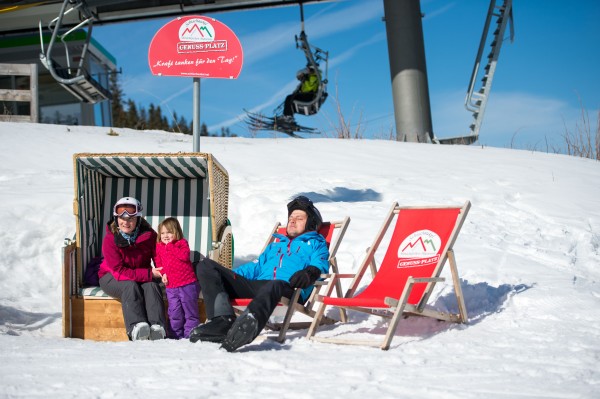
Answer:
[{"left": 196, "top": 257, "right": 295, "bottom": 332}]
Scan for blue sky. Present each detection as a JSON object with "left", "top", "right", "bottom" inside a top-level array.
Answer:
[{"left": 93, "top": 0, "right": 599, "bottom": 149}]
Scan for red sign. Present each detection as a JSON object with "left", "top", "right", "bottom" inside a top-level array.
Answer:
[{"left": 148, "top": 16, "right": 243, "bottom": 79}]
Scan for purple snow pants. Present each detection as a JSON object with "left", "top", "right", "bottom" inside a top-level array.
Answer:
[{"left": 166, "top": 282, "right": 201, "bottom": 339}]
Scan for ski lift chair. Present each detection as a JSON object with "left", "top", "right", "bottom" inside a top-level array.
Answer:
[
  {"left": 291, "top": 28, "right": 329, "bottom": 116},
  {"left": 292, "top": 78, "right": 328, "bottom": 116},
  {"left": 62, "top": 152, "right": 233, "bottom": 341},
  {"left": 39, "top": 0, "right": 112, "bottom": 104}
]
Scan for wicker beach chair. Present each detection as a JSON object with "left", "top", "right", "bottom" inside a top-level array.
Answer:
[{"left": 62, "top": 152, "right": 232, "bottom": 341}]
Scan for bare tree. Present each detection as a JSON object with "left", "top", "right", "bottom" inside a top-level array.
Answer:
[{"left": 562, "top": 98, "right": 598, "bottom": 160}]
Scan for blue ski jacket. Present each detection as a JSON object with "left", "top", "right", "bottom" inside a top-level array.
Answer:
[{"left": 234, "top": 230, "right": 330, "bottom": 302}]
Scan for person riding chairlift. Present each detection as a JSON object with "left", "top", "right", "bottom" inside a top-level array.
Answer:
[{"left": 282, "top": 65, "right": 320, "bottom": 122}]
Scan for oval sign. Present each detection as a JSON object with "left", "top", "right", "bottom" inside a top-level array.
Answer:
[{"left": 148, "top": 16, "right": 243, "bottom": 79}]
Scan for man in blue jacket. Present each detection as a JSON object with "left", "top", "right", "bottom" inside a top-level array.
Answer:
[{"left": 190, "top": 196, "right": 329, "bottom": 352}]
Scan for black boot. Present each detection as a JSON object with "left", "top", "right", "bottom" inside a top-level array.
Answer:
[
  {"left": 220, "top": 310, "right": 259, "bottom": 352},
  {"left": 189, "top": 315, "right": 235, "bottom": 343}
]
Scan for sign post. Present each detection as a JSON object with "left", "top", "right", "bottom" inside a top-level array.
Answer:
[
  {"left": 148, "top": 16, "right": 243, "bottom": 151},
  {"left": 193, "top": 78, "right": 201, "bottom": 152}
]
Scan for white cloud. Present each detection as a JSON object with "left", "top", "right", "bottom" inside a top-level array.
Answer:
[
  {"left": 422, "top": 1, "right": 457, "bottom": 20},
  {"left": 239, "top": 1, "right": 383, "bottom": 64},
  {"left": 432, "top": 89, "right": 593, "bottom": 150}
]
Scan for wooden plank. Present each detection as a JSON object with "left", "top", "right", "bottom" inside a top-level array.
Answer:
[
  {"left": 29, "top": 63, "right": 38, "bottom": 123},
  {"left": 71, "top": 297, "right": 128, "bottom": 341},
  {"left": 62, "top": 243, "right": 75, "bottom": 338},
  {"left": 310, "top": 336, "right": 382, "bottom": 347},
  {"left": 69, "top": 297, "right": 207, "bottom": 341},
  {"left": 403, "top": 305, "right": 462, "bottom": 323},
  {"left": 0, "top": 63, "right": 38, "bottom": 122},
  {"left": 448, "top": 249, "right": 468, "bottom": 322},
  {"left": 0, "top": 63, "right": 34, "bottom": 75},
  {"left": 0, "top": 115, "right": 33, "bottom": 122},
  {"left": 0, "top": 89, "right": 32, "bottom": 102}
]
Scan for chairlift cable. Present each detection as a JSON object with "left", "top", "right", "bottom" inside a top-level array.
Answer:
[{"left": 299, "top": 2, "right": 305, "bottom": 33}]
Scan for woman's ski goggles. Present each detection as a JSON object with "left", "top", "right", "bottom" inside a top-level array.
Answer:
[{"left": 113, "top": 204, "right": 141, "bottom": 218}]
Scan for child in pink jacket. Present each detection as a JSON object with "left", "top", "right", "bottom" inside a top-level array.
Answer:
[{"left": 155, "top": 217, "right": 200, "bottom": 339}]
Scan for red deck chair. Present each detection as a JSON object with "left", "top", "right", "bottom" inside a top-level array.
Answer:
[
  {"left": 306, "top": 201, "right": 470, "bottom": 350},
  {"left": 230, "top": 217, "right": 350, "bottom": 342}
]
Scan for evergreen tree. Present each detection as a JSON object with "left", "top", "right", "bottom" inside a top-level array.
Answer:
[
  {"left": 148, "top": 104, "right": 167, "bottom": 130},
  {"left": 53, "top": 111, "right": 62, "bottom": 124},
  {"left": 109, "top": 72, "right": 127, "bottom": 127},
  {"left": 108, "top": 82, "right": 235, "bottom": 138},
  {"left": 219, "top": 127, "right": 237, "bottom": 137},
  {"left": 148, "top": 104, "right": 158, "bottom": 129},
  {"left": 171, "top": 111, "right": 180, "bottom": 133},
  {"left": 125, "top": 99, "right": 140, "bottom": 129},
  {"left": 200, "top": 122, "right": 209, "bottom": 136},
  {"left": 139, "top": 107, "right": 148, "bottom": 130},
  {"left": 179, "top": 115, "right": 191, "bottom": 134},
  {"left": 171, "top": 113, "right": 191, "bottom": 134}
]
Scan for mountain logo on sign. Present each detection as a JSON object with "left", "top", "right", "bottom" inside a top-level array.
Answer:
[
  {"left": 179, "top": 18, "right": 215, "bottom": 42},
  {"left": 397, "top": 229, "right": 441, "bottom": 260}
]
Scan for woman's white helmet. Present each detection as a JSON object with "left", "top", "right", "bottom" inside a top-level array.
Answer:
[{"left": 113, "top": 197, "right": 143, "bottom": 217}]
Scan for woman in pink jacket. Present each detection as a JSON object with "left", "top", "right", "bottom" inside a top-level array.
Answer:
[
  {"left": 155, "top": 217, "right": 201, "bottom": 339},
  {"left": 98, "top": 197, "right": 166, "bottom": 341}
]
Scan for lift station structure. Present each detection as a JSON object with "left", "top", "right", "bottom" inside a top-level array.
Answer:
[{"left": 0, "top": 0, "right": 513, "bottom": 144}]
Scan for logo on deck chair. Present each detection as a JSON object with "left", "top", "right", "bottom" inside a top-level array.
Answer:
[{"left": 397, "top": 229, "right": 441, "bottom": 268}]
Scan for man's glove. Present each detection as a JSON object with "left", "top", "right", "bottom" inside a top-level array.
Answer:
[{"left": 289, "top": 266, "right": 322, "bottom": 289}]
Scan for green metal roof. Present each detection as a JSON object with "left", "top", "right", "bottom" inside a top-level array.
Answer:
[{"left": 0, "top": 30, "right": 117, "bottom": 66}]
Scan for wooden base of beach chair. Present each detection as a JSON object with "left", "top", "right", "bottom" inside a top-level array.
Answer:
[
  {"left": 70, "top": 298, "right": 127, "bottom": 341},
  {"left": 67, "top": 297, "right": 206, "bottom": 341}
]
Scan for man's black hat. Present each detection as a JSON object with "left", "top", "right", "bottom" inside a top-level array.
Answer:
[{"left": 287, "top": 195, "right": 323, "bottom": 232}]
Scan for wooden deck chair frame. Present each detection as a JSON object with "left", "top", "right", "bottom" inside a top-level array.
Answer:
[
  {"left": 307, "top": 201, "right": 470, "bottom": 350},
  {"left": 231, "top": 217, "right": 350, "bottom": 343},
  {"left": 62, "top": 152, "right": 232, "bottom": 341}
]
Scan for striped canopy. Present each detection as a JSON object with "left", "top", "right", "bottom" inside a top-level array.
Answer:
[
  {"left": 73, "top": 153, "right": 221, "bottom": 286},
  {"left": 75, "top": 154, "right": 207, "bottom": 179}
]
